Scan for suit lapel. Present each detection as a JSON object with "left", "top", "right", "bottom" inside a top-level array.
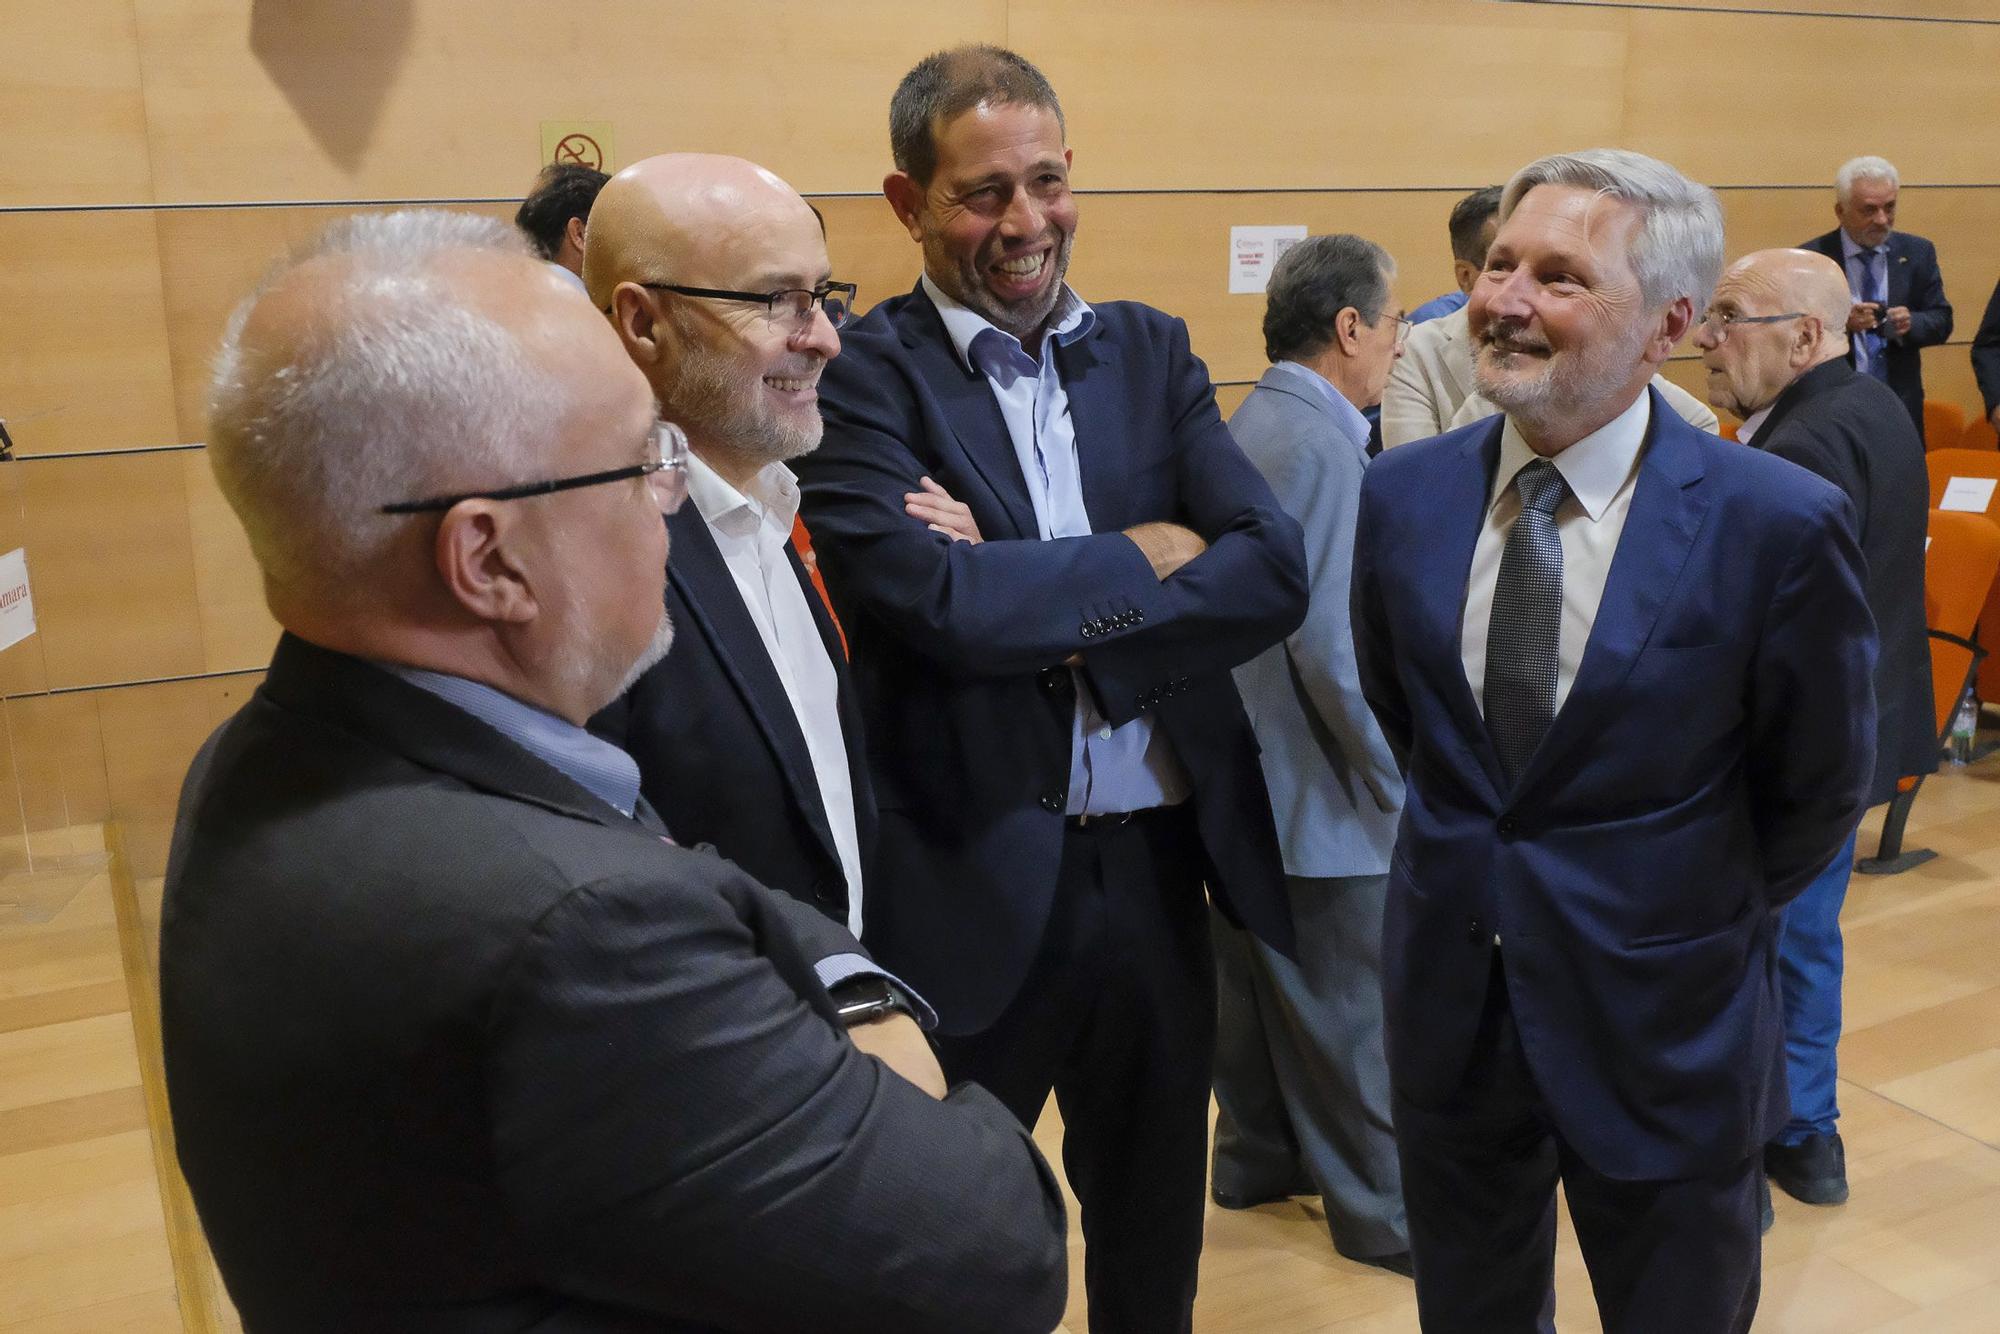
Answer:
[
  {"left": 1056, "top": 322, "right": 1128, "bottom": 529},
  {"left": 1421, "top": 421, "right": 1508, "bottom": 798},
  {"left": 665, "top": 507, "right": 837, "bottom": 853},
  {"left": 900, "top": 286, "right": 1039, "bottom": 539},
  {"left": 1515, "top": 396, "right": 1709, "bottom": 794},
  {"left": 1886, "top": 233, "right": 1912, "bottom": 307}
]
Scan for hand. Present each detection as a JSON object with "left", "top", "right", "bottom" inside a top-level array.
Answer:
[
  {"left": 1846, "top": 302, "right": 1880, "bottom": 334},
  {"left": 905, "top": 476, "right": 982, "bottom": 544},
  {"left": 846, "top": 1012, "right": 948, "bottom": 1099},
  {"left": 1122, "top": 521, "right": 1208, "bottom": 580},
  {"left": 1883, "top": 305, "right": 1912, "bottom": 338}
]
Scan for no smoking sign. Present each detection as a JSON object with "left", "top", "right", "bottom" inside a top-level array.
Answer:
[{"left": 539, "top": 121, "right": 616, "bottom": 173}]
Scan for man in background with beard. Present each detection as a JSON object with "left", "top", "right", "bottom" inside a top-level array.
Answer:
[
  {"left": 1352, "top": 150, "right": 1876, "bottom": 1331},
  {"left": 586, "top": 155, "right": 885, "bottom": 940}
]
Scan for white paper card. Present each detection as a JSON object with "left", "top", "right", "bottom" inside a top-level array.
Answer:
[
  {"left": 0, "top": 548, "right": 34, "bottom": 653},
  {"left": 1939, "top": 476, "right": 1998, "bottom": 513},
  {"left": 1229, "top": 225, "right": 1308, "bottom": 294}
]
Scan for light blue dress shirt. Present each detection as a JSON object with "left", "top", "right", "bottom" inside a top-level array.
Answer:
[
  {"left": 922, "top": 275, "right": 1191, "bottom": 816},
  {"left": 1408, "top": 289, "right": 1468, "bottom": 325},
  {"left": 1839, "top": 231, "right": 1890, "bottom": 378}
]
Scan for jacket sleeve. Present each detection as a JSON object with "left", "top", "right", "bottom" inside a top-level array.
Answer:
[
  {"left": 1972, "top": 277, "right": 2000, "bottom": 417},
  {"left": 1746, "top": 488, "right": 1878, "bottom": 907},
  {"left": 1379, "top": 331, "right": 1450, "bottom": 449},
  {"left": 1899, "top": 240, "right": 1953, "bottom": 349},
  {"left": 802, "top": 316, "right": 1306, "bottom": 724},
  {"left": 1350, "top": 466, "right": 1413, "bottom": 774},
  {"left": 486, "top": 864, "right": 1069, "bottom": 1334}
]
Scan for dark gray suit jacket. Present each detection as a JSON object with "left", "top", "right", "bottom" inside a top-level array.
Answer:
[
  {"left": 1799, "top": 228, "right": 1953, "bottom": 439},
  {"left": 160, "top": 634, "right": 1067, "bottom": 1333}
]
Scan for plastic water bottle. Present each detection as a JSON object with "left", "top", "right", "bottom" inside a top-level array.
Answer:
[{"left": 1948, "top": 691, "right": 1978, "bottom": 766}]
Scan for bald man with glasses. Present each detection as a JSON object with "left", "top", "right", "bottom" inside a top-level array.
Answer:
[{"left": 584, "top": 154, "right": 895, "bottom": 939}]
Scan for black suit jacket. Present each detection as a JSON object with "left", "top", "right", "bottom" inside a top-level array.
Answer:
[
  {"left": 160, "top": 634, "right": 1066, "bottom": 1333},
  {"left": 798, "top": 283, "right": 1307, "bottom": 1036},
  {"left": 1973, "top": 276, "right": 2000, "bottom": 419},
  {"left": 593, "top": 503, "right": 874, "bottom": 927},
  {"left": 1800, "top": 228, "right": 1953, "bottom": 439},
  {"left": 1752, "top": 357, "right": 1937, "bottom": 804}
]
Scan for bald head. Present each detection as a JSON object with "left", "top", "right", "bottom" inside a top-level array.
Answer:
[{"left": 1696, "top": 248, "right": 1852, "bottom": 420}]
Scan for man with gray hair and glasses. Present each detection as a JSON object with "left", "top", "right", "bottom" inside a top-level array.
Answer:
[
  {"left": 1210, "top": 234, "right": 1411, "bottom": 1277},
  {"left": 158, "top": 209, "right": 1067, "bottom": 1333},
  {"left": 1353, "top": 150, "right": 1877, "bottom": 1331},
  {"left": 1800, "top": 155, "right": 1953, "bottom": 441}
]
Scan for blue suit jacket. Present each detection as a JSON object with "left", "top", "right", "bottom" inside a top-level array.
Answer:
[
  {"left": 592, "top": 504, "right": 875, "bottom": 927},
  {"left": 1351, "top": 391, "right": 1877, "bottom": 1179},
  {"left": 1799, "top": 228, "right": 1953, "bottom": 439},
  {"left": 797, "top": 282, "right": 1308, "bottom": 1035},
  {"left": 1229, "top": 365, "right": 1403, "bottom": 879}
]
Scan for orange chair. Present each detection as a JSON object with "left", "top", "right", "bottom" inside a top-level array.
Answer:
[
  {"left": 1962, "top": 415, "right": 1999, "bottom": 452},
  {"left": 1715, "top": 418, "right": 1739, "bottom": 441},
  {"left": 1923, "top": 399, "right": 1968, "bottom": 452},
  {"left": 1924, "top": 448, "right": 2000, "bottom": 512},
  {"left": 1857, "top": 509, "right": 2000, "bottom": 873}
]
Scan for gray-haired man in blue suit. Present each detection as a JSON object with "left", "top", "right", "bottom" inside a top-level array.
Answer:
[{"left": 1211, "top": 233, "right": 1412, "bottom": 1276}]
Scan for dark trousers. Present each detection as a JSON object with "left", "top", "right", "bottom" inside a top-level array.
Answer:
[
  {"left": 933, "top": 807, "right": 1213, "bottom": 1334},
  {"left": 1395, "top": 961, "right": 1763, "bottom": 1334}
]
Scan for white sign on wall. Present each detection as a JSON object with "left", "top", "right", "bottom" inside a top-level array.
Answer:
[
  {"left": 0, "top": 548, "right": 34, "bottom": 653},
  {"left": 1228, "top": 225, "right": 1308, "bottom": 294}
]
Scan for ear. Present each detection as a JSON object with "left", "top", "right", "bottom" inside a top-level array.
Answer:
[
  {"left": 1334, "top": 307, "right": 1365, "bottom": 357},
  {"left": 1649, "top": 296, "right": 1694, "bottom": 364},
  {"left": 564, "top": 214, "right": 587, "bottom": 254},
  {"left": 434, "top": 503, "right": 538, "bottom": 626},
  {"left": 1793, "top": 315, "right": 1825, "bottom": 366},
  {"left": 1452, "top": 258, "right": 1480, "bottom": 294},
  {"left": 609, "top": 285, "right": 667, "bottom": 367},
  {"left": 883, "top": 171, "right": 926, "bottom": 243}
]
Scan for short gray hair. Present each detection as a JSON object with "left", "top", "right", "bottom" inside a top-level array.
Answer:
[
  {"left": 1835, "top": 155, "right": 1899, "bottom": 201},
  {"left": 1262, "top": 234, "right": 1395, "bottom": 363},
  {"left": 1499, "top": 148, "right": 1724, "bottom": 313},
  {"left": 207, "top": 209, "right": 571, "bottom": 599}
]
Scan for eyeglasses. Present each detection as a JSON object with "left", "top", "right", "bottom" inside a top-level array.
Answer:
[
  {"left": 1698, "top": 310, "right": 1806, "bottom": 343},
  {"left": 379, "top": 421, "right": 690, "bottom": 516},
  {"left": 636, "top": 280, "right": 858, "bottom": 334},
  {"left": 1362, "top": 310, "right": 1413, "bottom": 346}
]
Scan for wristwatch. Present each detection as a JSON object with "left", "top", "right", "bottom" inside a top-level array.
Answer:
[{"left": 828, "top": 975, "right": 917, "bottom": 1027}]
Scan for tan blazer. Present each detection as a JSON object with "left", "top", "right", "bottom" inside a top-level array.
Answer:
[{"left": 1380, "top": 306, "right": 1718, "bottom": 448}]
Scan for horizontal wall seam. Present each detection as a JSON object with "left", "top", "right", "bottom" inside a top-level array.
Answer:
[
  {"left": 4, "top": 666, "right": 264, "bottom": 703},
  {"left": 7, "top": 183, "right": 2000, "bottom": 215},
  {"left": 1500, "top": 0, "right": 2000, "bottom": 26}
]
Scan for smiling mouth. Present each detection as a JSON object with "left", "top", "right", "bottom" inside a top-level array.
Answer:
[
  {"left": 989, "top": 250, "right": 1050, "bottom": 291},
  {"left": 764, "top": 374, "right": 819, "bottom": 394}
]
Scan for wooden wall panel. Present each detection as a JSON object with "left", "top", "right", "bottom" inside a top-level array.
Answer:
[
  {"left": 1551, "top": 0, "right": 2000, "bottom": 21},
  {"left": 13, "top": 453, "right": 204, "bottom": 690},
  {"left": 0, "top": 0, "right": 154, "bottom": 206},
  {"left": 0, "top": 211, "right": 180, "bottom": 457},
  {"left": 1024, "top": 0, "right": 1629, "bottom": 191},
  {"left": 130, "top": 0, "right": 1006, "bottom": 204},
  {"left": 99, "top": 674, "right": 253, "bottom": 884},
  {"left": 182, "top": 453, "right": 277, "bottom": 673},
  {"left": 0, "top": 694, "right": 113, "bottom": 860}
]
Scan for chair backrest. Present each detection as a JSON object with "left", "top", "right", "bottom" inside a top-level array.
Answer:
[
  {"left": 1962, "top": 415, "right": 1999, "bottom": 452},
  {"left": 1715, "top": 418, "right": 1739, "bottom": 441},
  {"left": 1924, "top": 509, "right": 2000, "bottom": 735},
  {"left": 1925, "top": 399, "right": 1969, "bottom": 451},
  {"left": 1925, "top": 448, "right": 2000, "bottom": 515}
]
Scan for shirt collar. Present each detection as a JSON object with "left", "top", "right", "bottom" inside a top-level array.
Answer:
[
  {"left": 1840, "top": 230, "right": 1886, "bottom": 260},
  {"left": 1736, "top": 402, "right": 1775, "bottom": 445},
  {"left": 1268, "top": 360, "right": 1373, "bottom": 451},
  {"left": 685, "top": 450, "right": 801, "bottom": 539},
  {"left": 921, "top": 271, "right": 1095, "bottom": 376},
  {"left": 380, "top": 664, "right": 642, "bottom": 818},
  {"left": 1491, "top": 388, "right": 1652, "bottom": 523}
]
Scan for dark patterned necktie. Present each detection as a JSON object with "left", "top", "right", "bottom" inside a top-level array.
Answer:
[
  {"left": 1484, "top": 458, "right": 1568, "bottom": 786},
  {"left": 1857, "top": 247, "right": 1888, "bottom": 382}
]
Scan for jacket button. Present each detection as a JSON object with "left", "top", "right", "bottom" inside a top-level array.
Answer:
[
  {"left": 1040, "top": 792, "right": 1065, "bottom": 813},
  {"left": 1497, "top": 815, "right": 1519, "bottom": 838},
  {"left": 1467, "top": 917, "right": 1485, "bottom": 943},
  {"left": 1039, "top": 666, "right": 1069, "bottom": 694}
]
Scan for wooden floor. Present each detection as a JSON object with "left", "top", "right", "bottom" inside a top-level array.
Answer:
[{"left": 2, "top": 747, "right": 1997, "bottom": 1331}]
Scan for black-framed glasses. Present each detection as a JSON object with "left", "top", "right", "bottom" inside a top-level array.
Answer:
[
  {"left": 1699, "top": 310, "right": 1806, "bottom": 343},
  {"left": 636, "top": 280, "right": 857, "bottom": 333},
  {"left": 379, "top": 421, "right": 690, "bottom": 515}
]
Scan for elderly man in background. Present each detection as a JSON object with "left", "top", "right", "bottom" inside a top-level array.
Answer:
[
  {"left": 1210, "top": 233, "right": 1411, "bottom": 1276},
  {"left": 1380, "top": 188, "right": 1716, "bottom": 449},
  {"left": 1800, "top": 155, "right": 1953, "bottom": 441},
  {"left": 1354, "top": 151, "right": 1876, "bottom": 1331},
  {"left": 515, "top": 161, "right": 608, "bottom": 290},
  {"left": 583, "top": 154, "right": 879, "bottom": 936},
  {"left": 158, "top": 209, "right": 1068, "bottom": 1334},
  {"left": 1698, "top": 247, "right": 1932, "bottom": 1210}
]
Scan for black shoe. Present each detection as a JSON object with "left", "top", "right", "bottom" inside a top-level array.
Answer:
[
  {"left": 1210, "top": 1177, "right": 1314, "bottom": 1210},
  {"left": 1765, "top": 1132, "right": 1849, "bottom": 1206},
  {"left": 1343, "top": 1249, "right": 1414, "bottom": 1279},
  {"left": 1759, "top": 1174, "right": 1775, "bottom": 1234}
]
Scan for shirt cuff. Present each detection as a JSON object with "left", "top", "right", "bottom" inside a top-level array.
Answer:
[{"left": 813, "top": 952, "right": 939, "bottom": 1031}]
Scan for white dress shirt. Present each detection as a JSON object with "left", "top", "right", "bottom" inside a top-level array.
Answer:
[
  {"left": 1461, "top": 390, "right": 1652, "bottom": 718},
  {"left": 685, "top": 454, "right": 867, "bottom": 938}
]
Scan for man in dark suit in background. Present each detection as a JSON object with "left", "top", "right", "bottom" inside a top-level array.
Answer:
[
  {"left": 1211, "top": 233, "right": 1411, "bottom": 1275},
  {"left": 1354, "top": 150, "right": 1877, "bottom": 1332},
  {"left": 585, "top": 154, "right": 875, "bottom": 933},
  {"left": 1698, "top": 246, "right": 1933, "bottom": 1209},
  {"left": 160, "top": 209, "right": 1068, "bottom": 1333},
  {"left": 796, "top": 44, "right": 1308, "bottom": 1333},
  {"left": 1973, "top": 276, "right": 2000, "bottom": 436},
  {"left": 1800, "top": 155, "right": 1952, "bottom": 442}
]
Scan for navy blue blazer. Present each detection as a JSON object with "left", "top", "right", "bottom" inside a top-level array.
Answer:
[
  {"left": 1352, "top": 391, "right": 1877, "bottom": 1180},
  {"left": 1799, "top": 228, "right": 1953, "bottom": 439},
  {"left": 592, "top": 503, "right": 875, "bottom": 927},
  {"left": 797, "top": 282, "right": 1307, "bottom": 1035}
]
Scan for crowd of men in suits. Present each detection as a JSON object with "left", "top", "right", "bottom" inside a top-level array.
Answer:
[{"left": 157, "top": 40, "right": 1956, "bottom": 1334}]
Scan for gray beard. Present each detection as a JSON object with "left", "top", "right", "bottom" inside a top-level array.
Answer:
[{"left": 1475, "top": 319, "right": 1652, "bottom": 437}]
